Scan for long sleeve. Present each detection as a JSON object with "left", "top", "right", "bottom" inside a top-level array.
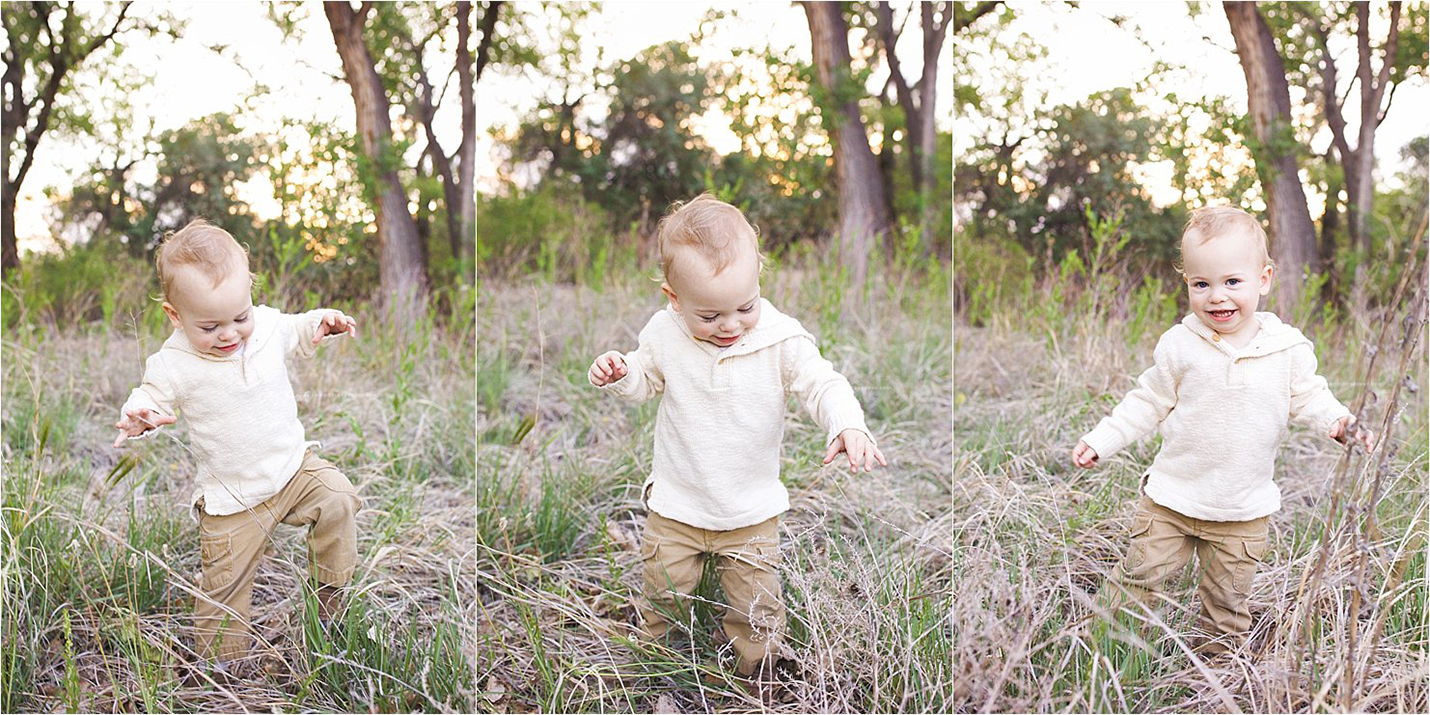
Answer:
[
  {"left": 1288, "top": 344, "right": 1350, "bottom": 437},
  {"left": 283, "top": 309, "right": 347, "bottom": 359},
  {"left": 1081, "top": 336, "right": 1180, "bottom": 460},
  {"left": 119, "top": 353, "right": 180, "bottom": 438},
  {"left": 781, "top": 336, "right": 871, "bottom": 445},
  {"left": 597, "top": 320, "right": 664, "bottom": 403}
]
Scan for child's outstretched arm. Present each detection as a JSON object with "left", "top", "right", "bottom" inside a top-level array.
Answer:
[
  {"left": 1289, "top": 344, "right": 1374, "bottom": 451},
  {"left": 589, "top": 319, "right": 664, "bottom": 402},
  {"left": 286, "top": 309, "right": 358, "bottom": 358},
  {"left": 1075, "top": 335, "right": 1180, "bottom": 469},
  {"left": 782, "top": 336, "right": 886, "bottom": 473},
  {"left": 114, "top": 354, "right": 179, "bottom": 448}
]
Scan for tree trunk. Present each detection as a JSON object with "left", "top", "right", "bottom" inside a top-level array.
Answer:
[
  {"left": 324, "top": 1, "right": 428, "bottom": 319},
  {"left": 455, "top": 1, "right": 476, "bottom": 261},
  {"left": 1300, "top": 2, "right": 1401, "bottom": 258},
  {"left": 917, "top": 2, "right": 946, "bottom": 248},
  {"left": 1224, "top": 2, "right": 1318, "bottom": 314},
  {"left": 874, "top": 2, "right": 950, "bottom": 253},
  {"left": 1320, "top": 149, "right": 1341, "bottom": 305},
  {"left": 803, "top": 1, "right": 893, "bottom": 289},
  {"left": 2, "top": 1, "right": 132, "bottom": 274}
]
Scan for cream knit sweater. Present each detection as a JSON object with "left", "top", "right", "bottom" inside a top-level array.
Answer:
[
  {"left": 597, "top": 299, "right": 873, "bottom": 530},
  {"left": 120, "top": 305, "right": 344, "bottom": 516},
  {"left": 1081, "top": 313, "right": 1349, "bottom": 521}
]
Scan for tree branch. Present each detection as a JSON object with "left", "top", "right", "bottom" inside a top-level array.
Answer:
[
  {"left": 1377, "top": 75, "right": 1400, "bottom": 126},
  {"left": 474, "top": 0, "right": 501, "bottom": 83},
  {"left": 1368, "top": 1, "right": 1401, "bottom": 129},
  {"left": 922, "top": 2, "right": 952, "bottom": 90},
  {"left": 83, "top": 1, "right": 132, "bottom": 55},
  {"left": 875, "top": 3, "right": 914, "bottom": 111},
  {"left": 1295, "top": 6, "right": 1352, "bottom": 161},
  {"left": 1355, "top": 2, "right": 1374, "bottom": 127},
  {"left": 954, "top": 1, "right": 1002, "bottom": 33}
]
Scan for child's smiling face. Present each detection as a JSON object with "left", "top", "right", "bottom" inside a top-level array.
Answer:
[
  {"left": 1181, "top": 229, "right": 1272, "bottom": 344},
  {"left": 661, "top": 244, "right": 762, "bottom": 348},
  {"left": 162, "top": 265, "right": 256, "bottom": 357}
]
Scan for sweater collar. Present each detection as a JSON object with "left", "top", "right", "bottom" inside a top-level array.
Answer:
[
  {"left": 162, "top": 304, "right": 277, "bottom": 361},
  {"left": 666, "top": 298, "right": 813, "bottom": 359},
  {"left": 1179, "top": 312, "right": 1311, "bottom": 357}
]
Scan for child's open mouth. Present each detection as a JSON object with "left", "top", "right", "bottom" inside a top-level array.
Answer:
[
  {"left": 1208, "top": 309, "right": 1236, "bottom": 323},
  {"left": 713, "top": 334, "right": 740, "bottom": 346},
  {"left": 215, "top": 342, "right": 240, "bottom": 353}
]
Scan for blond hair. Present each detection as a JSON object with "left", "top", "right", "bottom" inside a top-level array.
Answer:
[
  {"left": 657, "top": 194, "right": 763, "bottom": 285},
  {"left": 155, "top": 219, "right": 251, "bottom": 299},
  {"left": 1180, "top": 206, "right": 1274, "bottom": 271}
]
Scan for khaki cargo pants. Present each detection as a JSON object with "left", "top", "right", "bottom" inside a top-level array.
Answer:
[
  {"left": 1099, "top": 496, "right": 1269, "bottom": 653},
  {"left": 638, "top": 511, "right": 786, "bottom": 676},
  {"left": 194, "top": 450, "right": 361, "bottom": 661}
]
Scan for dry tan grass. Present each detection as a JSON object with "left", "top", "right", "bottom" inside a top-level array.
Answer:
[
  {"left": 2, "top": 308, "right": 475, "bottom": 712},
  {"left": 953, "top": 272, "right": 1428, "bottom": 712},
  {"left": 475, "top": 263, "right": 953, "bottom": 712}
]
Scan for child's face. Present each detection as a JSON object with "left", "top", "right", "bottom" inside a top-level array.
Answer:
[
  {"left": 661, "top": 246, "right": 761, "bottom": 348},
  {"left": 1181, "top": 230, "right": 1272, "bottom": 341},
  {"left": 161, "top": 265, "right": 255, "bottom": 357}
]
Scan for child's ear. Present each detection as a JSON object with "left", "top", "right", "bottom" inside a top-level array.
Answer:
[
  {"left": 161, "top": 301, "right": 183, "bottom": 328},
  {"left": 1258, "top": 264, "right": 1274, "bottom": 296},
  {"left": 660, "top": 282, "right": 681, "bottom": 312}
]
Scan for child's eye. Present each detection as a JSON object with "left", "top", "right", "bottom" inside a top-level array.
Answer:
[
  {"left": 1227, "top": 278, "right": 1241, "bottom": 286},
  {"left": 699, "top": 315, "right": 717, "bottom": 323},
  {"left": 738, "top": 306, "right": 753, "bottom": 314},
  {"left": 237, "top": 313, "right": 250, "bottom": 322},
  {"left": 201, "top": 326, "right": 217, "bottom": 333},
  {"left": 1193, "top": 281, "right": 1208, "bottom": 289}
]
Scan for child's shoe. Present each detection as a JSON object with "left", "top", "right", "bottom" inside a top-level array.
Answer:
[
  {"left": 315, "top": 584, "right": 347, "bottom": 622},
  {"left": 738, "top": 655, "right": 800, "bottom": 704}
]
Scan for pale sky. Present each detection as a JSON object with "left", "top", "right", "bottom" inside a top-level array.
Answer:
[
  {"left": 14, "top": 1, "right": 464, "bottom": 254},
  {"left": 957, "top": 1, "right": 1428, "bottom": 209},
  {"left": 477, "top": 1, "right": 956, "bottom": 195}
]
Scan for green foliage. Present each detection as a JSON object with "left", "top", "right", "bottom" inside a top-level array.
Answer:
[
  {"left": 2, "top": 2, "right": 181, "bottom": 181},
  {"left": 1, "top": 240, "right": 153, "bottom": 331},
  {"left": 59, "top": 114, "right": 259, "bottom": 256},
  {"left": 959, "top": 84, "right": 1186, "bottom": 273},
  {"left": 476, "top": 182, "right": 624, "bottom": 284},
  {"left": 510, "top": 39, "right": 717, "bottom": 229}
]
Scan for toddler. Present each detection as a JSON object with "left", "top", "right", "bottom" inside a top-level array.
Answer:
[
  {"left": 113, "top": 219, "right": 361, "bottom": 668},
  {"left": 1073, "top": 206, "right": 1374, "bottom": 653},
  {"left": 589, "top": 194, "right": 887, "bottom": 679}
]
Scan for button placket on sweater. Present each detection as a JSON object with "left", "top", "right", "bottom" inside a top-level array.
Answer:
[
  {"left": 1227, "top": 353, "right": 1247, "bottom": 387},
  {"left": 711, "top": 352, "right": 733, "bottom": 392}
]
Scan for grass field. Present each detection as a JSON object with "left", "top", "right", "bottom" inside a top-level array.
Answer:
[
  {"left": 953, "top": 269, "right": 1428, "bottom": 712},
  {"left": 475, "top": 257, "right": 954, "bottom": 713},
  {"left": 1, "top": 298, "right": 477, "bottom": 713}
]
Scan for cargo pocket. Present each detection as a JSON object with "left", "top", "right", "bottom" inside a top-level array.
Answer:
[
  {"left": 744, "top": 539, "right": 785, "bottom": 635},
  {"left": 310, "top": 462, "right": 358, "bottom": 495},
  {"left": 639, "top": 535, "right": 665, "bottom": 593},
  {"left": 1124, "top": 515, "right": 1155, "bottom": 571},
  {"left": 1233, "top": 538, "right": 1267, "bottom": 593},
  {"left": 199, "top": 532, "right": 235, "bottom": 591}
]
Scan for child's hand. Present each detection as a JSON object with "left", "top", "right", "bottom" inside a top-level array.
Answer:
[
  {"left": 589, "top": 351, "right": 627, "bottom": 387},
  {"left": 1072, "top": 440, "right": 1099, "bottom": 469},
  {"left": 1330, "top": 415, "right": 1376, "bottom": 451},
  {"left": 112, "top": 408, "right": 176, "bottom": 448},
  {"left": 313, "top": 310, "right": 358, "bottom": 344},
  {"left": 823, "top": 428, "right": 888, "bottom": 473}
]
